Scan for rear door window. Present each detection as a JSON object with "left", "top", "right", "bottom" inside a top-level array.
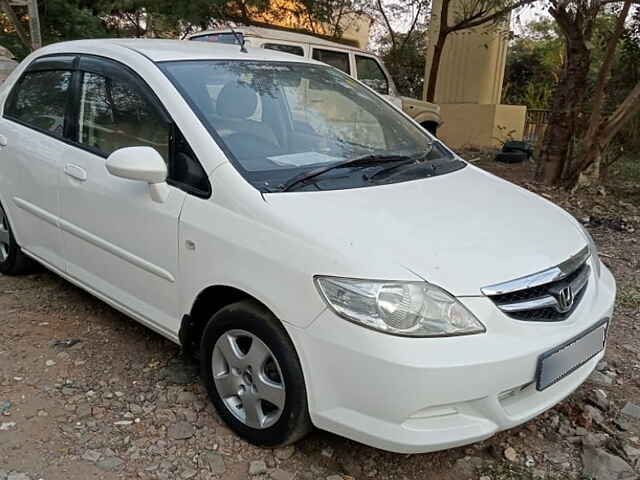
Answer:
[
  {"left": 4, "top": 70, "right": 72, "bottom": 137},
  {"left": 312, "top": 49, "right": 350, "bottom": 74}
]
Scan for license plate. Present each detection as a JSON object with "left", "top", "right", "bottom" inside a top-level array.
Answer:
[{"left": 536, "top": 319, "right": 608, "bottom": 391}]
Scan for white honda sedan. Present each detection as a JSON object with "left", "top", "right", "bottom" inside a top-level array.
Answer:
[{"left": 0, "top": 39, "right": 616, "bottom": 453}]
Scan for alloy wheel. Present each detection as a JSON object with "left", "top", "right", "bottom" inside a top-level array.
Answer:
[{"left": 211, "top": 329, "right": 286, "bottom": 429}]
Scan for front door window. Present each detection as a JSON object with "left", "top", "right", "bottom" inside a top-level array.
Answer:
[
  {"left": 355, "top": 56, "right": 389, "bottom": 95},
  {"left": 78, "top": 71, "right": 170, "bottom": 161}
]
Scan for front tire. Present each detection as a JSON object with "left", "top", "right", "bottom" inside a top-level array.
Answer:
[
  {"left": 0, "top": 203, "right": 36, "bottom": 275},
  {"left": 200, "top": 300, "right": 312, "bottom": 446}
]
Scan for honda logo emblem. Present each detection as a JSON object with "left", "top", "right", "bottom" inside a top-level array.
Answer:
[{"left": 556, "top": 286, "right": 574, "bottom": 313}]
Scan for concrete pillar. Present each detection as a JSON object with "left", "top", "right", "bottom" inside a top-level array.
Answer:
[{"left": 425, "top": 0, "right": 526, "bottom": 148}]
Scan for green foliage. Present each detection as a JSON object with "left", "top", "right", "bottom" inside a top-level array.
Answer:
[
  {"left": 377, "top": 28, "right": 427, "bottom": 98},
  {"left": 369, "top": 0, "right": 430, "bottom": 99},
  {"left": 0, "top": 26, "right": 28, "bottom": 60},
  {"left": 0, "top": 0, "right": 369, "bottom": 55},
  {"left": 41, "top": 0, "right": 110, "bottom": 43},
  {"left": 502, "top": 19, "right": 562, "bottom": 107}
]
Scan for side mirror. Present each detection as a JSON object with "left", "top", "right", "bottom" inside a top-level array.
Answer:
[{"left": 106, "top": 147, "right": 169, "bottom": 203}]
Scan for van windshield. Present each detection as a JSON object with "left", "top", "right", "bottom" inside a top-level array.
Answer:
[{"left": 160, "top": 60, "right": 465, "bottom": 192}]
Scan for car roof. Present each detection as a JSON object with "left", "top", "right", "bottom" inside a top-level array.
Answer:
[
  {"left": 39, "top": 38, "right": 322, "bottom": 64},
  {"left": 189, "top": 26, "right": 368, "bottom": 54}
]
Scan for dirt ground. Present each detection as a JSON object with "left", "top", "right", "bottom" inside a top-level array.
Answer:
[{"left": 1, "top": 154, "right": 639, "bottom": 480}]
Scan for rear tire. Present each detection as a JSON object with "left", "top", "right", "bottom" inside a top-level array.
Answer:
[
  {"left": 200, "top": 300, "right": 312, "bottom": 447},
  {"left": 0, "top": 203, "right": 36, "bottom": 275}
]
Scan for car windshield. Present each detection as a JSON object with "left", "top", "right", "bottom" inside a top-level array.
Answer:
[{"left": 160, "top": 60, "right": 465, "bottom": 192}]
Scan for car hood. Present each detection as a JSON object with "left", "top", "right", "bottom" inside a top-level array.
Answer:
[{"left": 264, "top": 165, "right": 588, "bottom": 296}]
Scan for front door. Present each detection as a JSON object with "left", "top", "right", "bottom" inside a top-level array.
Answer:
[
  {"left": 59, "top": 56, "right": 185, "bottom": 337},
  {"left": 354, "top": 55, "right": 399, "bottom": 107}
]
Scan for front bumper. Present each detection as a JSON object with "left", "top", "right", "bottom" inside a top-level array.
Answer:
[{"left": 288, "top": 264, "right": 616, "bottom": 453}]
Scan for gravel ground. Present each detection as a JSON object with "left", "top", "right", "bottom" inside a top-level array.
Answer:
[{"left": 1, "top": 157, "right": 639, "bottom": 480}]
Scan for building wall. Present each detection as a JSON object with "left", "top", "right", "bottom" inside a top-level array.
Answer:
[
  {"left": 250, "top": 0, "right": 372, "bottom": 49},
  {"left": 424, "top": 0, "right": 525, "bottom": 148},
  {"left": 424, "top": 0, "right": 510, "bottom": 105}
]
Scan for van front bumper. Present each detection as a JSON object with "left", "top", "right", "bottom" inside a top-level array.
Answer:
[{"left": 288, "top": 264, "right": 616, "bottom": 453}]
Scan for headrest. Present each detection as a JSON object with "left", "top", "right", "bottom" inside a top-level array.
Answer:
[{"left": 216, "top": 82, "right": 258, "bottom": 119}]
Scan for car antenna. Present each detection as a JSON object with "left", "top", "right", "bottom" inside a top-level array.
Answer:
[{"left": 228, "top": 23, "right": 247, "bottom": 53}]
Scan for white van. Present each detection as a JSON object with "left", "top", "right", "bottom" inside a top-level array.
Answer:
[{"left": 188, "top": 26, "right": 442, "bottom": 134}]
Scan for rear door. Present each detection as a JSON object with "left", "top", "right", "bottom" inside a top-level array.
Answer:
[{"left": 0, "top": 55, "right": 76, "bottom": 270}]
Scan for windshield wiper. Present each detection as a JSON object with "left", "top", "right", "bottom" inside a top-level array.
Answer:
[
  {"left": 366, "top": 142, "right": 438, "bottom": 182},
  {"left": 279, "top": 154, "right": 410, "bottom": 192}
]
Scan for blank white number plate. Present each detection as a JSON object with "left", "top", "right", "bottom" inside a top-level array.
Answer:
[{"left": 536, "top": 319, "right": 608, "bottom": 391}]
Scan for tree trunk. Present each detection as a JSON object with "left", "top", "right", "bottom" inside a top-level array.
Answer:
[
  {"left": 566, "top": 80, "right": 640, "bottom": 185},
  {"left": 583, "top": 0, "right": 631, "bottom": 144},
  {"left": 0, "top": 0, "right": 30, "bottom": 50},
  {"left": 571, "top": 0, "right": 632, "bottom": 189},
  {"left": 537, "top": 28, "right": 591, "bottom": 185},
  {"left": 575, "top": 148, "right": 602, "bottom": 188},
  {"left": 425, "top": 35, "right": 446, "bottom": 103}
]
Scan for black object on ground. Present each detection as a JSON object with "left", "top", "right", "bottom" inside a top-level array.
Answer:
[
  {"left": 503, "top": 140, "right": 534, "bottom": 157},
  {"left": 495, "top": 151, "right": 529, "bottom": 163},
  {"left": 494, "top": 140, "right": 533, "bottom": 163}
]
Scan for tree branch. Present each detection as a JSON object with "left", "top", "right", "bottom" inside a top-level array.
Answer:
[
  {"left": 451, "top": 0, "right": 537, "bottom": 32},
  {"left": 398, "top": 2, "right": 424, "bottom": 53},
  {"left": 584, "top": 0, "right": 631, "bottom": 142},
  {"left": 376, "top": 0, "right": 396, "bottom": 49},
  {"left": 601, "top": 81, "right": 640, "bottom": 145}
]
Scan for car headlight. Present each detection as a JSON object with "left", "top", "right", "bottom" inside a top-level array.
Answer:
[
  {"left": 580, "top": 224, "right": 601, "bottom": 277},
  {"left": 315, "top": 276, "right": 485, "bottom": 337}
]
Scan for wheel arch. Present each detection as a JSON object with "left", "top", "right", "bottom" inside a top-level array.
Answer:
[
  {"left": 420, "top": 120, "right": 439, "bottom": 135},
  {"left": 0, "top": 194, "right": 22, "bottom": 245},
  {"left": 408, "top": 109, "right": 440, "bottom": 124},
  {"left": 180, "top": 284, "right": 276, "bottom": 356}
]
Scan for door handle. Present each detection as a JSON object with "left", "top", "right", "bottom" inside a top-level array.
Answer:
[
  {"left": 64, "top": 163, "right": 87, "bottom": 181},
  {"left": 0, "top": 134, "right": 7, "bottom": 147}
]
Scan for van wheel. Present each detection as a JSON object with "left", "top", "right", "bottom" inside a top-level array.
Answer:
[
  {"left": 421, "top": 121, "right": 438, "bottom": 136},
  {"left": 0, "top": 204, "right": 36, "bottom": 275},
  {"left": 200, "top": 300, "right": 312, "bottom": 447}
]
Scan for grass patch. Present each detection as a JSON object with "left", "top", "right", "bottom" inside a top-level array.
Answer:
[
  {"left": 618, "top": 284, "right": 640, "bottom": 309},
  {"left": 613, "top": 156, "right": 640, "bottom": 183}
]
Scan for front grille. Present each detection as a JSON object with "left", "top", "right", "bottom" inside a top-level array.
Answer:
[
  {"left": 481, "top": 247, "right": 591, "bottom": 322},
  {"left": 494, "top": 277, "right": 588, "bottom": 321}
]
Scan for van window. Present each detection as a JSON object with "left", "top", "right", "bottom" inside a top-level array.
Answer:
[
  {"left": 191, "top": 33, "right": 243, "bottom": 45},
  {"left": 312, "top": 49, "right": 350, "bottom": 74},
  {"left": 263, "top": 43, "right": 304, "bottom": 57},
  {"left": 355, "top": 56, "right": 389, "bottom": 95}
]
